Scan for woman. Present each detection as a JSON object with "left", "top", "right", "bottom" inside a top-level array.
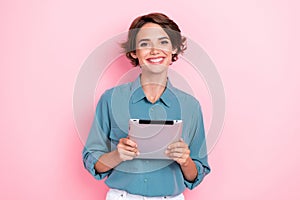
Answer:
[{"left": 82, "top": 13, "right": 210, "bottom": 200}]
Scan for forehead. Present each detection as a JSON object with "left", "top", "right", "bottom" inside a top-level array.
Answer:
[{"left": 136, "top": 23, "right": 169, "bottom": 40}]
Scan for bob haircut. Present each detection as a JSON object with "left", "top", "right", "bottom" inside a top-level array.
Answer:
[{"left": 121, "top": 13, "right": 187, "bottom": 66}]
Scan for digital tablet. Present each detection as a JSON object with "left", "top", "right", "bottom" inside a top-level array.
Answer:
[{"left": 128, "top": 119, "right": 183, "bottom": 159}]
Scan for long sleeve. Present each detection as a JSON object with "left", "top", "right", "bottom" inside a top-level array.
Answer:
[
  {"left": 184, "top": 102, "right": 211, "bottom": 189},
  {"left": 82, "top": 92, "right": 112, "bottom": 180}
]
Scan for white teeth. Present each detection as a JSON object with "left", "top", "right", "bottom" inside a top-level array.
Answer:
[{"left": 149, "top": 58, "right": 163, "bottom": 63}]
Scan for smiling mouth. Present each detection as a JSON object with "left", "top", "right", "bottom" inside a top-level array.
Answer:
[{"left": 147, "top": 57, "right": 164, "bottom": 64}]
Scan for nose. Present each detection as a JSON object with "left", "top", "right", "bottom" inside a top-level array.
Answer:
[{"left": 150, "top": 46, "right": 160, "bottom": 55}]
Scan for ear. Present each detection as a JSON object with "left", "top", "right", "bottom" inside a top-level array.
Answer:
[{"left": 130, "top": 52, "right": 137, "bottom": 59}]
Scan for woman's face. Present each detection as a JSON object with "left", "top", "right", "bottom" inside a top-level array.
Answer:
[{"left": 131, "top": 23, "right": 176, "bottom": 75}]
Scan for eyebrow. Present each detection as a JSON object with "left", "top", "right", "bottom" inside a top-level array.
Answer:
[
  {"left": 158, "top": 36, "right": 170, "bottom": 40},
  {"left": 138, "top": 37, "right": 170, "bottom": 43}
]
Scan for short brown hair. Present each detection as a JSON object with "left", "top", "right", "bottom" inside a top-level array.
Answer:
[{"left": 121, "top": 13, "right": 187, "bottom": 66}]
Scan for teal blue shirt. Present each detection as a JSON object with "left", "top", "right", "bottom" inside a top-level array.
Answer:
[{"left": 82, "top": 75, "right": 210, "bottom": 197}]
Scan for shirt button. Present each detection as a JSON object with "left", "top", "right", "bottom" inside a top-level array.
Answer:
[{"left": 144, "top": 178, "right": 148, "bottom": 182}]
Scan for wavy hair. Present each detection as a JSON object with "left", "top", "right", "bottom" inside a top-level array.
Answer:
[{"left": 121, "top": 13, "right": 187, "bottom": 66}]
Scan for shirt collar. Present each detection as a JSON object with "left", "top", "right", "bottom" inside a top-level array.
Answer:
[{"left": 130, "top": 74, "right": 174, "bottom": 107}]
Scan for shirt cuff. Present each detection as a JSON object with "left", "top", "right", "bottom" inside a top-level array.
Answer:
[
  {"left": 83, "top": 152, "right": 112, "bottom": 180},
  {"left": 184, "top": 160, "right": 209, "bottom": 189}
]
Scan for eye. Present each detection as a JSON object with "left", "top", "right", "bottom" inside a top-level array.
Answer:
[
  {"left": 160, "top": 40, "right": 169, "bottom": 45},
  {"left": 139, "top": 42, "right": 149, "bottom": 47}
]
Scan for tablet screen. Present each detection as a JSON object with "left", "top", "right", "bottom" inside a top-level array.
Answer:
[{"left": 128, "top": 119, "right": 182, "bottom": 159}]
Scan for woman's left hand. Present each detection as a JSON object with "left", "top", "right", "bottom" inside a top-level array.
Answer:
[{"left": 165, "top": 138, "right": 191, "bottom": 166}]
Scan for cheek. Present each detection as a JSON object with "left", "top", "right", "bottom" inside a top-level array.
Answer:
[
  {"left": 136, "top": 49, "right": 148, "bottom": 59},
  {"left": 163, "top": 51, "right": 173, "bottom": 62}
]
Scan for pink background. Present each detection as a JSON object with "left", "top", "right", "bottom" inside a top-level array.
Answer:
[{"left": 1, "top": 0, "right": 299, "bottom": 199}]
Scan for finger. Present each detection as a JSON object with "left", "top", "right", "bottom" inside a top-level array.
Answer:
[
  {"left": 166, "top": 148, "right": 190, "bottom": 157},
  {"left": 168, "top": 147, "right": 187, "bottom": 153},
  {"left": 119, "top": 154, "right": 134, "bottom": 161},
  {"left": 118, "top": 148, "right": 139, "bottom": 157},
  {"left": 165, "top": 151, "right": 184, "bottom": 158},
  {"left": 117, "top": 142, "right": 139, "bottom": 153},
  {"left": 121, "top": 138, "right": 137, "bottom": 147},
  {"left": 168, "top": 156, "right": 187, "bottom": 166},
  {"left": 167, "top": 142, "right": 181, "bottom": 149},
  {"left": 174, "top": 157, "right": 188, "bottom": 165},
  {"left": 168, "top": 140, "right": 187, "bottom": 149},
  {"left": 125, "top": 146, "right": 139, "bottom": 152},
  {"left": 167, "top": 146, "right": 190, "bottom": 156}
]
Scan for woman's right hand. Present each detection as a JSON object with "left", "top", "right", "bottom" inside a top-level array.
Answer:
[{"left": 117, "top": 138, "right": 140, "bottom": 161}]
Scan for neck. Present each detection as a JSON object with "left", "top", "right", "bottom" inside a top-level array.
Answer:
[
  {"left": 140, "top": 72, "right": 167, "bottom": 87},
  {"left": 140, "top": 73, "right": 167, "bottom": 103}
]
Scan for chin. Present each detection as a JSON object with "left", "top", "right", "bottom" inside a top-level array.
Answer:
[{"left": 143, "top": 64, "right": 168, "bottom": 73}]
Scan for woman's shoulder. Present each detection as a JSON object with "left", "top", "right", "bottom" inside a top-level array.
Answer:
[
  {"left": 170, "top": 86, "right": 200, "bottom": 106},
  {"left": 100, "top": 82, "right": 133, "bottom": 100}
]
